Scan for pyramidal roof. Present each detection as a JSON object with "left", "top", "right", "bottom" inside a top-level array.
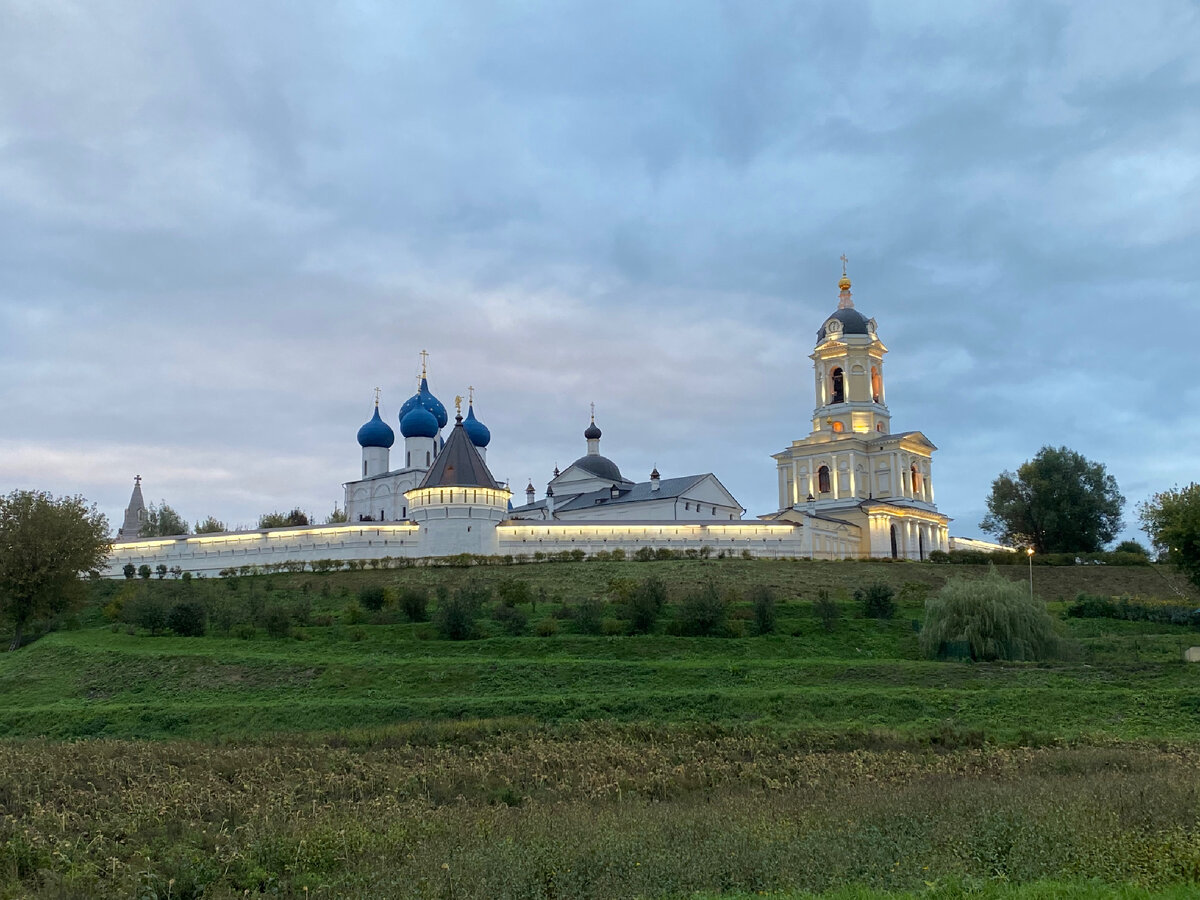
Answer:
[{"left": 416, "top": 415, "right": 502, "bottom": 490}]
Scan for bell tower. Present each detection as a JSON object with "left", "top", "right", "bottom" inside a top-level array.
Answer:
[{"left": 809, "top": 258, "right": 891, "bottom": 436}]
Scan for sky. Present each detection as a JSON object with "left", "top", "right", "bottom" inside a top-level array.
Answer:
[{"left": 1, "top": 1, "right": 1197, "bottom": 542}]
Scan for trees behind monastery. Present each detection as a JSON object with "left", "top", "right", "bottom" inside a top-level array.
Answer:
[
  {"left": 981, "top": 446, "right": 1125, "bottom": 554},
  {"left": 1139, "top": 483, "right": 1200, "bottom": 589}
]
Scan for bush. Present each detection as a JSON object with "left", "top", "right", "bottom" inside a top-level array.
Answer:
[
  {"left": 492, "top": 603, "right": 528, "bottom": 636},
  {"left": 856, "top": 583, "right": 897, "bottom": 620},
  {"left": 920, "top": 566, "right": 1075, "bottom": 661},
  {"left": 398, "top": 587, "right": 429, "bottom": 622},
  {"left": 813, "top": 589, "right": 840, "bottom": 632},
  {"left": 125, "top": 593, "right": 169, "bottom": 634},
  {"left": 433, "top": 585, "right": 482, "bottom": 640},
  {"left": 1115, "top": 539, "right": 1150, "bottom": 557},
  {"left": 600, "top": 617, "right": 624, "bottom": 636},
  {"left": 262, "top": 605, "right": 292, "bottom": 639},
  {"left": 628, "top": 576, "right": 667, "bottom": 634},
  {"left": 167, "top": 601, "right": 206, "bottom": 637},
  {"left": 576, "top": 596, "right": 604, "bottom": 635},
  {"left": 122, "top": 563, "right": 136, "bottom": 579},
  {"left": 534, "top": 618, "right": 559, "bottom": 637},
  {"left": 495, "top": 577, "right": 532, "bottom": 607},
  {"left": 749, "top": 585, "right": 777, "bottom": 635},
  {"left": 678, "top": 581, "right": 728, "bottom": 636},
  {"left": 342, "top": 602, "right": 366, "bottom": 625},
  {"left": 1067, "top": 593, "right": 1200, "bottom": 629},
  {"left": 138, "top": 565, "right": 152, "bottom": 580},
  {"left": 359, "top": 585, "right": 387, "bottom": 612}
]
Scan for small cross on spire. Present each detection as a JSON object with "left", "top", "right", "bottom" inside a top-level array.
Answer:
[
  {"left": 373, "top": 386, "right": 381, "bottom": 407},
  {"left": 419, "top": 349, "right": 429, "bottom": 379},
  {"left": 134, "top": 475, "right": 142, "bottom": 485},
  {"left": 590, "top": 401, "right": 595, "bottom": 422},
  {"left": 468, "top": 385, "right": 475, "bottom": 405},
  {"left": 840, "top": 253, "right": 849, "bottom": 276}
]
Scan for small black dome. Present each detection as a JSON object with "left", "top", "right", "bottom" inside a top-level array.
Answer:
[
  {"left": 571, "top": 454, "right": 622, "bottom": 482},
  {"left": 817, "top": 308, "right": 871, "bottom": 342},
  {"left": 584, "top": 421, "right": 602, "bottom": 440}
]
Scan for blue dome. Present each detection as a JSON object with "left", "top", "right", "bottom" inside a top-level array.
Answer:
[
  {"left": 357, "top": 406, "right": 395, "bottom": 449},
  {"left": 399, "top": 377, "right": 448, "bottom": 429},
  {"left": 463, "top": 404, "right": 491, "bottom": 448},
  {"left": 400, "top": 404, "right": 439, "bottom": 438}
]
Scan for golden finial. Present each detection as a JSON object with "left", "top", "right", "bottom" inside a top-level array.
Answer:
[
  {"left": 468, "top": 385, "right": 475, "bottom": 406},
  {"left": 454, "top": 394, "right": 463, "bottom": 415},
  {"left": 838, "top": 254, "right": 851, "bottom": 291},
  {"left": 373, "top": 386, "right": 381, "bottom": 407},
  {"left": 419, "top": 349, "right": 429, "bottom": 379}
]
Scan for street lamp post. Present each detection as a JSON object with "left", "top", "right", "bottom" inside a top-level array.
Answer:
[{"left": 1026, "top": 547, "right": 1035, "bottom": 600}]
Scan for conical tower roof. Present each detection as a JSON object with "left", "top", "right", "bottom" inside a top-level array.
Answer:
[{"left": 416, "top": 414, "right": 502, "bottom": 490}]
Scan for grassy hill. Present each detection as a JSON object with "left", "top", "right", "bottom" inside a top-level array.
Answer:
[{"left": 2, "top": 559, "right": 1199, "bottom": 898}]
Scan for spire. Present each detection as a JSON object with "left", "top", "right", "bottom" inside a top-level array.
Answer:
[
  {"left": 118, "top": 475, "right": 147, "bottom": 540},
  {"left": 838, "top": 254, "right": 853, "bottom": 309}
]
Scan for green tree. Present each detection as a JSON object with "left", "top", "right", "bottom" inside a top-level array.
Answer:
[
  {"left": 980, "top": 446, "right": 1124, "bottom": 553},
  {"left": 1140, "top": 483, "right": 1200, "bottom": 589},
  {"left": 258, "top": 508, "right": 310, "bottom": 528},
  {"left": 0, "top": 490, "right": 110, "bottom": 651},
  {"left": 141, "top": 501, "right": 188, "bottom": 537},
  {"left": 920, "top": 566, "right": 1073, "bottom": 661},
  {"left": 324, "top": 507, "right": 348, "bottom": 524},
  {"left": 194, "top": 516, "right": 226, "bottom": 534}
]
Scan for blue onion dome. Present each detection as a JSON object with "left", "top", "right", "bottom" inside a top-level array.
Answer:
[
  {"left": 357, "top": 405, "right": 395, "bottom": 449},
  {"left": 463, "top": 404, "right": 491, "bottom": 448},
  {"left": 399, "top": 404, "right": 439, "bottom": 438},
  {"left": 398, "top": 377, "right": 448, "bottom": 429},
  {"left": 584, "top": 419, "right": 602, "bottom": 440}
]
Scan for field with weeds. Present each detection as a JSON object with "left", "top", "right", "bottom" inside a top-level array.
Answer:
[{"left": 1, "top": 558, "right": 1199, "bottom": 897}]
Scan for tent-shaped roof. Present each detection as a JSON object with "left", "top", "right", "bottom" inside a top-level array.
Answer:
[{"left": 416, "top": 415, "right": 502, "bottom": 490}]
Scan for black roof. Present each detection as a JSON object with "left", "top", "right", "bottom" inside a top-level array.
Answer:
[
  {"left": 569, "top": 453, "right": 623, "bottom": 482},
  {"left": 416, "top": 417, "right": 502, "bottom": 490},
  {"left": 817, "top": 307, "right": 871, "bottom": 342}
]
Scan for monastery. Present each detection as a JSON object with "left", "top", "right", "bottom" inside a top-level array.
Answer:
[{"left": 105, "top": 265, "right": 950, "bottom": 576}]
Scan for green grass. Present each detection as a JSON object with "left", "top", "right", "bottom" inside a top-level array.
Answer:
[{"left": 2, "top": 560, "right": 1200, "bottom": 897}]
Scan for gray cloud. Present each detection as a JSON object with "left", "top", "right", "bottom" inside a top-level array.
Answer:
[{"left": 1, "top": 0, "right": 1197, "bottom": 542}]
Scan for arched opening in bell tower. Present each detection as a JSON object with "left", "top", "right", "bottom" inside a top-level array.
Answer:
[
  {"left": 871, "top": 366, "right": 882, "bottom": 403},
  {"left": 831, "top": 368, "right": 844, "bottom": 404},
  {"left": 911, "top": 464, "right": 921, "bottom": 496},
  {"left": 817, "top": 465, "right": 831, "bottom": 494}
]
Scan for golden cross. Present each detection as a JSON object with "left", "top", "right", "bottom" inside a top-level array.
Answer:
[
  {"left": 373, "top": 386, "right": 381, "bottom": 406},
  {"left": 419, "top": 349, "right": 428, "bottom": 378},
  {"left": 468, "top": 385, "right": 475, "bottom": 405},
  {"left": 840, "top": 254, "right": 849, "bottom": 276}
]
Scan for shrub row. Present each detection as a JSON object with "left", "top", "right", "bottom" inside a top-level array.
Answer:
[
  {"left": 1067, "top": 593, "right": 1200, "bottom": 629},
  {"left": 929, "top": 549, "right": 1151, "bottom": 567}
]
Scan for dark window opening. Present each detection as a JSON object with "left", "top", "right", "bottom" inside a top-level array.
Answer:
[
  {"left": 831, "top": 367, "right": 844, "bottom": 404},
  {"left": 818, "top": 465, "right": 831, "bottom": 494},
  {"left": 890, "top": 524, "right": 899, "bottom": 559}
]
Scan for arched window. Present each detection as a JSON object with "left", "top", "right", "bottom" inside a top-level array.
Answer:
[
  {"left": 890, "top": 524, "right": 899, "bottom": 559},
  {"left": 818, "top": 465, "right": 831, "bottom": 494},
  {"left": 831, "top": 420, "right": 844, "bottom": 433},
  {"left": 871, "top": 366, "right": 882, "bottom": 403},
  {"left": 363, "top": 461, "right": 368, "bottom": 477},
  {"left": 918, "top": 531, "right": 925, "bottom": 561},
  {"left": 876, "top": 422, "right": 884, "bottom": 432},
  {"left": 831, "top": 368, "right": 844, "bottom": 404},
  {"left": 426, "top": 451, "right": 431, "bottom": 466},
  {"left": 911, "top": 464, "right": 921, "bottom": 494}
]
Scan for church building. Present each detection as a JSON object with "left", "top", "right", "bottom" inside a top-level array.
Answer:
[
  {"left": 762, "top": 262, "right": 950, "bottom": 559},
  {"left": 106, "top": 261, "right": 953, "bottom": 574}
]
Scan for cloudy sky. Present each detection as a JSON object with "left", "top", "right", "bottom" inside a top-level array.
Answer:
[{"left": 2, "top": 1, "right": 1197, "bottom": 542}]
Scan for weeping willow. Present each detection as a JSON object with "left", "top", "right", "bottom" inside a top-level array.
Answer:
[{"left": 920, "top": 565, "right": 1074, "bottom": 661}]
